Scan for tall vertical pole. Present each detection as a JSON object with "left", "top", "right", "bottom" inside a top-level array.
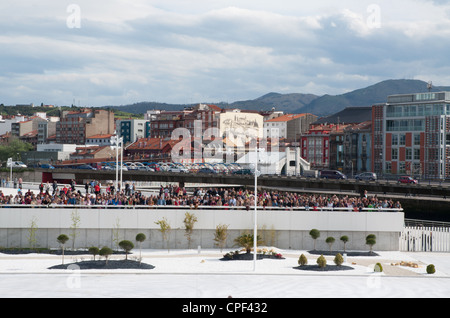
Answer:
[
  {"left": 115, "top": 137, "right": 118, "bottom": 191},
  {"left": 120, "top": 138, "right": 123, "bottom": 190},
  {"left": 253, "top": 148, "right": 258, "bottom": 271}
]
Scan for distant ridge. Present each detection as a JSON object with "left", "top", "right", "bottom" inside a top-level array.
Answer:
[
  {"left": 103, "top": 79, "right": 450, "bottom": 117},
  {"left": 296, "top": 79, "right": 450, "bottom": 116}
]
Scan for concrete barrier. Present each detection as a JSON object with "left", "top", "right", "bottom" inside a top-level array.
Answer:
[{"left": 0, "top": 206, "right": 404, "bottom": 251}]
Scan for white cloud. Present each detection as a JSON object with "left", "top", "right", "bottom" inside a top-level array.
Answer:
[{"left": 1, "top": 0, "right": 450, "bottom": 107}]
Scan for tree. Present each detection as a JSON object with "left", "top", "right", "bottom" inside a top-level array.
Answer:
[
  {"left": 69, "top": 210, "right": 80, "bottom": 250},
  {"left": 366, "top": 234, "right": 376, "bottom": 254},
  {"left": 155, "top": 218, "right": 171, "bottom": 252},
  {"left": 334, "top": 253, "right": 344, "bottom": 266},
  {"left": 119, "top": 240, "right": 134, "bottom": 260},
  {"left": 213, "top": 224, "right": 229, "bottom": 252},
  {"left": 340, "top": 235, "right": 349, "bottom": 252},
  {"left": 183, "top": 212, "right": 198, "bottom": 249},
  {"left": 112, "top": 217, "right": 121, "bottom": 251},
  {"left": 135, "top": 233, "right": 146, "bottom": 264},
  {"left": 316, "top": 255, "right": 327, "bottom": 269},
  {"left": 374, "top": 262, "right": 383, "bottom": 272},
  {"left": 57, "top": 234, "right": 69, "bottom": 265},
  {"left": 0, "top": 137, "right": 33, "bottom": 164},
  {"left": 325, "top": 236, "right": 335, "bottom": 252},
  {"left": 100, "top": 246, "right": 113, "bottom": 265},
  {"left": 234, "top": 233, "right": 263, "bottom": 254},
  {"left": 88, "top": 246, "right": 100, "bottom": 261},
  {"left": 28, "top": 216, "right": 38, "bottom": 251},
  {"left": 309, "top": 229, "right": 320, "bottom": 250},
  {"left": 298, "top": 254, "right": 308, "bottom": 266}
]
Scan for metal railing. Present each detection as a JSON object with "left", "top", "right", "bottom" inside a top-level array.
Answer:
[{"left": 0, "top": 203, "right": 403, "bottom": 212}]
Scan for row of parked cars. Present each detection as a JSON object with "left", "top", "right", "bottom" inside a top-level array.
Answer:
[
  {"left": 95, "top": 162, "right": 246, "bottom": 174},
  {"left": 306, "top": 169, "right": 418, "bottom": 184}
]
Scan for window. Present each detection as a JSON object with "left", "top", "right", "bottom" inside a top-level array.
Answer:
[
  {"left": 414, "top": 134, "right": 421, "bottom": 146},
  {"left": 392, "top": 148, "right": 398, "bottom": 160},
  {"left": 399, "top": 134, "right": 406, "bottom": 146},
  {"left": 414, "top": 149, "right": 420, "bottom": 160},
  {"left": 406, "top": 148, "right": 412, "bottom": 160},
  {"left": 392, "top": 134, "right": 398, "bottom": 145},
  {"left": 385, "top": 162, "right": 391, "bottom": 173},
  {"left": 399, "top": 162, "right": 406, "bottom": 173}
]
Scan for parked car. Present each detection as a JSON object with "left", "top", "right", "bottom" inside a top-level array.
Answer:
[
  {"left": 137, "top": 166, "right": 154, "bottom": 171},
  {"left": 7, "top": 161, "right": 27, "bottom": 168},
  {"left": 398, "top": 176, "right": 418, "bottom": 184},
  {"left": 39, "top": 164, "right": 55, "bottom": 169},
  {"left": 232, "top": 169, "right": 254, "bottom": 175},
  {"left": 355, "top": 172, "right": 377, "bottom": 181},
  {"left": 319, "top": 170, "right": 347, "bottom": 179},
  {"left": 198, "top": 168, "right": 217, "bottom": 174},
  {"left": 302, "top": 170, "right": 319, "bottom": 178},
  {"left": 168, "top": 166, "right": 189, "bottom": 173},
  {"left": 76, "top": 164, "right": 96, "bottom": 170}
]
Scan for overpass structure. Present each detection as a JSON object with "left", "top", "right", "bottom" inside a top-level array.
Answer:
[
  {"left": 39, "top": 168, "right": 450, "bottom": 221},
  {"left": 44, "top": 168, "right": 450, "bottom": 198}
]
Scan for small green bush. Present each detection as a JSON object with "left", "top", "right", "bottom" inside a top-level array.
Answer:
[
  {"left": 334, "top": 253, "right": 344, "bottom": 266},
  {"left": 309, "top": 229, "right": 320, "bottom": 250},
  {"left": 326, "top": 237, "right": 335, "bottom": 252},
  {"left": 374, "top": 262, "right": 383, "bottom": 272},
  {"left": 119, "top": 240, "right": 134, "bottom": 260},
  {"left": 88, "top": 246, "right": 100, "bottom": 260},
  {"left": 340, "top": 235, "right": 349, "bottom": 252},
  {"left": 316, "top": 255, "right": 327, "bottom": 268},
  {"left": 366, "top": 234, "right": 377, "bottom": 254},
  {"left": 298, "top": 254, "right": 308, "bottom": 266},
  {"left": 99, "top": 246, "right": 113, "bottom": 264},
  {"left": 426, "top": 264, "right": 436, "bottom": 274}
]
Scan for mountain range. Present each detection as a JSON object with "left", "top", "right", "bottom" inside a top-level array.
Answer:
[{"left": 105, "top": 79, "right": 450, "bottom": 117}]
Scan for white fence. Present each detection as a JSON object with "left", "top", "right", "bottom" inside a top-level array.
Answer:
[{"left": 400, "top": 226, "right": 450, "bottom": 252}]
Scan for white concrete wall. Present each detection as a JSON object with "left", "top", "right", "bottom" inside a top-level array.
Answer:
[{"left": 0, "top": 207, "right": 404, "bottom": 251}]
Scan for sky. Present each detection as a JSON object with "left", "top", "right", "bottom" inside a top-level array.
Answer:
[{"left": 1, "top": 0, "right": 450, "bottom": 107}]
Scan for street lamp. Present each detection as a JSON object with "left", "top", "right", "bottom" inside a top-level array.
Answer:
[
  {"left": 110, "top": 134, "right": 123, "bottom": 191},
  {"left": 251, "top": 148, "right": 262, "bottom": 271}
]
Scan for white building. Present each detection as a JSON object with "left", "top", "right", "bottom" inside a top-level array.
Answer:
[
  {"left": 116, "top": 119, "right": 147, "bottom": 145},
  {"left": 36, "top": 144, "right": 79, "bottom": 161},
  {"left": 0, "top": 115, "right": 26, "bottom": 135},
  {"left": 237, "top": 147, "right": 310, "bottom": 175}
]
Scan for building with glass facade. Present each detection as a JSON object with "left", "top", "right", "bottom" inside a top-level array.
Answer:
[{"left": 372, "top": 92, "right": 450, "bottom": 179}]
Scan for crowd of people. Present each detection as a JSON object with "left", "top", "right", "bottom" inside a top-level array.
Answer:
[{"left": 0, "top": 180, "right": 402, "bottom": 211}]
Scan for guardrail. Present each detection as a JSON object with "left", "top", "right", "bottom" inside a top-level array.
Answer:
[{"left": 0, "top": 203, "right": 403, "bottom": 212}]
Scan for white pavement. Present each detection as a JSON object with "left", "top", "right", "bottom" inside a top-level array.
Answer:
[{"left": 0, "top": 248, "right": 449, "bottom": 298}]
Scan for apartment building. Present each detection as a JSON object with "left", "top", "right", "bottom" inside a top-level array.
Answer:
[
  {"left": 116, "top": 119, "right": 147, "bottom": 145},
  {"left": 56, "top": 109, "right": 114, "bottom": 144},
  {"left": 264, "top": 113, "right": 318, "bottom": 142},
  {"left": 372, "top": 91, "right": 450, "bottom": 179}
]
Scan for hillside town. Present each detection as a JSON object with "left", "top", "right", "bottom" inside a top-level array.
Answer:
[{"left": 1, "top": 90, "right": 450, "bottom": 180}]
